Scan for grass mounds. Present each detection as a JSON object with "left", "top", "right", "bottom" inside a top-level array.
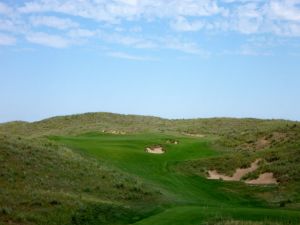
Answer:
[
  {"left": 206, "top": 220, "right": 283, "bottom": 225},
  {"left": 260, "top": 148, "right": 300, "bottom": 183},
  {"left": 1, "top": 113, "right": 299, "bottom": 147},
  {"left": 71, "top": 203, "right": 145, "bottom": 225},
  {"left": 216, "top": 122, "right": 300, "bottom": 151},
  {"left": 207, "top": 159, "right": 261, "bottom": 181},
  {"left": 246, "top": 173, "right": 277, "bottom": 185},
  {"left": 1, "top": 113, "right": 300, "bottom": 224},
  {"left": 179, "top": 145, "right": 300, "bottom": 208},
  {"left": 180, "top": 142, "right": 300, "bottom": 184},
  {"left": 180, "top": 152, "right": 257, "bottom": 177},
  {"left": 0, "top": 134, "right": 162, "bottom": 225},
  {"left": 0, "top": 113, "right": 170, "bottom": 137}
]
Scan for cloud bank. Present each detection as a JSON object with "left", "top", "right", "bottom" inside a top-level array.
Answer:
[{"left": 0, "top": 0, "right": 300, "bottom": 56}]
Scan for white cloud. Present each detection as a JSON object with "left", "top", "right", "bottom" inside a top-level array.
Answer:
[
  {"left": 26, "top": 32, "right": 70, "bottom": 48},
  {"left": 18, "top": 0, "right": 223, "bottom": 22},
  {"left": 0, "top": 0, "right": 299, "bottom": 55},
  {"left": 155, "top": 0, "right": 223, "bottom": 17},
  {"left": 239, "top": 44, "right": 272, "bottom": 56},
  {"left": 130, "top": 26, "right": 142, "bottom": 32},
  {"left": 107, "top": 51, "right": 157, "bottom": 61},
  {"left": 100, "top": 32, "right": 157, "bottom": 49},
  {"left": 271, "top": 22, "right": 300, "bottom": 37},
  {"left": 171, "top": 16, "right": 204, "bottom": 32},
  {"left": 30, "top": 16, "right": 79, "bottom": 30},
  {"left": 118, "top": 0, "right": 139, "bottom": 6},
  {"left": 233, "top": 3, "right": 263, "bottom": 34},
  {"left": 12, "top": 0, "right": 300, "bottom": 38},
  {"left": 0, "top": 19, "right": 17, "bottom": 32},
  {"left": 67, "top": 28, "right": 96, "bottom": 38},
  {"left": 0, "top": 33, "right": 16, "bottom": 45},
  {"left": 99, "top": 31, "right": 209, "bottom": 55},
  {"left": 161, "top": 37, "right": 210, "bottom": 56},
  {"left": 0, "top": 2, "right": 12, "bottom": 15},
  {"left": 270, "top": 0, "right": 300, "bottom": 22}
]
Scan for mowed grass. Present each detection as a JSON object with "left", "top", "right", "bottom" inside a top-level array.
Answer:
[
  {"left": 51, "top": 133, "right": 220, "bottom": 204},
  {"left": 51, "top": 132, "right": 300, "bottom": 224},
  {"left": 134, "top": 206, "right": 300, "bottom": 225}
]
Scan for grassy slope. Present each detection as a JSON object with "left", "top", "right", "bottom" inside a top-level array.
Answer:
[
  {"left": 52, "top": 132, "right": 300, "bottom": 225},
  {"left": 1, "top": 112, "right": 300, "bottom": 224},
  {"left": 134, "top": 206, "right": 300, "bottom": 225},
  {"left": 0, "top": 134, "right": 163, "bottom": 225},
  {"left": 0, "top": 113, "right": 169, "bottom": 137},
  {"left": 1, "top": 112, "right": 299, "bottom": 140}
]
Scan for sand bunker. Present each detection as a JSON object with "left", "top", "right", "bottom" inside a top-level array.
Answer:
[
  {"left": 207, "top": 159, "right": 277, "bottom": 185},
  {"left": 166, "top": 139, "right": 179, "bottom": 144},
  {"left": 246, "top": 173, "right": 277, "bottom": 185},
  {"left": 146, "top": 146, "right": 165, "bottom": 154},
  {"left": 101, "top": 130, "right": 126, "bottom": 135},
  {"left": 208, "top": 159, "right": 261, "bottom": 181},
  {"left": 182, "top": 133, "right": 205, "bottom": 138}
]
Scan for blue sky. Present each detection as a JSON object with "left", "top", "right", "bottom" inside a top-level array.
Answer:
[{"left": 1, "top": 0, "right": 300, "bottom": 122}]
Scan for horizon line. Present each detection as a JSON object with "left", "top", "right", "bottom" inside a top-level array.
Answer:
[{"left": 1, "top": 111, "right": 299, "bottom": 124}]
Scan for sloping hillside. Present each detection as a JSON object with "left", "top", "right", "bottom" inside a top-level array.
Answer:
[
  {"left": 1, "top": 112, "right": 300, "bottom": 224},
  {"left": 1, "top": 113, "right": 299, "bottom": 149},
  {"left": 0, "top": 134, "right": 163, "bottom": 225},
  {"left": 0, "top": 113, "right": 170, "bottom": 137}
]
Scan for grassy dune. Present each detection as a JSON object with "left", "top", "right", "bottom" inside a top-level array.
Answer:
[
  {"left": 0, "top": 134, "right": 162, "bottom": 225},
  {"left": 0, "top": 113, "right": 300, "bottom": 224}
]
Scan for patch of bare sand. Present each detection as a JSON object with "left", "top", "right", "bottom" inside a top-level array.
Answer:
[
  {"left": 256, "top": 138, "right": 270, "bottom": 149},
  {"left": 208, "top": 159, "right": 261, "bottom": 181},
  {"left": 182, "top": 133, "right": 205, "bottom": 138},
  {"left": 207, "top": 159, "right": 278, "bottom": 185},
  {"left": 146, "top": 146, "right": 164, "bottom": 154},
  {"left": 166, "top": 139, "right": 179, "bottom": 144},
  {"left": 101, "top": 130, "right": 126, "bottom": 135},
  {"left": 246, "top": 172, "right": 277, "bottom": 185}
]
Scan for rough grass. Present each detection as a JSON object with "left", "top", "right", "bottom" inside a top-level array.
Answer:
[
  {"left": 1, "top": 112, "right": 300, "bottom": 224},
  {"left": 1, "top": 113, "right": 299, "bottom": 144},
  {"left": 180, "top": 145, "right": 300, "bottom": 209},
  {"left": 0, "top": 134, "right": 162, "bottom": 225}
]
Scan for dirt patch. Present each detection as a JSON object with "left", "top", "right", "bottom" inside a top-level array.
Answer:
[
  {"left": 256, "top": 138, "right": 270, "bottom": 149},
  {"left": 101, "top": 130, "right": 126, "bottom": 135},
  {"left": 207, "top": 159, "right": 278, "bottom": 185},
  {"left": 246, "top": 173, "right": 277, "bottom": 185},
  {"left": 183, "top": 133, "right": 205, "bottom": 138},
  {"left": 241, "top": 132, "right": 288, "bottom": 151},
  {"left": 166, "top": 139, "right": 179, "bottom": 144},
  {"left": 208, "top": 159, "right": 261, "bottom": 181},
  {"left": 146, "top": 146, "right": 165, "bottom": 154}
]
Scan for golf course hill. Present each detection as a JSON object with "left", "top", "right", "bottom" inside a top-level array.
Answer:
[{"left": 0, "top": 112, "right": 300, "bottom": 225}]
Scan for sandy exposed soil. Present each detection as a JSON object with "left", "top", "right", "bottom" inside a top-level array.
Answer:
[
  {"left": 146, "top": 146, "right": 165, "bottom": 154},
  {"left": 256, "top": 139, "right": 270, "bottom": 149},
  {"left": 246, "top": 173, "right": 277, "bottom": 185},
  {"left": 208, "top": 159, "right": 261, "bottom": 181},
  {"left": 207, "top": 159, "right": 277, "bottom": 185},
  {"left": 101, "top": 130, "right": 126, "bottom": 135},
  {"left": 166, "top": 139, "right": 179, "bottom": 144},
  {"left": 182, "top": 133, "right": 205, "bottom": 138}
]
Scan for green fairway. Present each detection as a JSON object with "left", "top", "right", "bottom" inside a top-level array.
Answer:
[
  {"left": 134, "top": 206, "right": 300, "bottom": 225},
  {"left": 51, "top": 132, "right": 300, "bottom": 224}
]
